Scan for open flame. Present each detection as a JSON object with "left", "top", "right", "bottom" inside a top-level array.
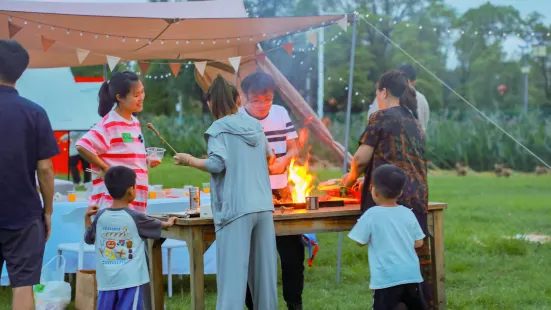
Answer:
[{"left": 288, "top": 157, "right": 314, "bottom": 203}]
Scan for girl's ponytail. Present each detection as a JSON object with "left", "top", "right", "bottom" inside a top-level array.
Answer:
[{"left": 98, "top": 81, "right": 114, "bottom": 117}]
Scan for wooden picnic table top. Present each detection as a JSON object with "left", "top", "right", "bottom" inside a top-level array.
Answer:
[{"left": 151, "top": 202, "right": 448, "bottom": 226}]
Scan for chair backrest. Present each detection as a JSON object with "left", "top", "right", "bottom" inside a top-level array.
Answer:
[{"left": 61, "top": 206, "right": 89, "bottom": 270}]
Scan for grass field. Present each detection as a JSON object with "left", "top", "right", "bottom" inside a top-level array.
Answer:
[{"left": 1, "top": 166, "right": 550, "bottom": 309}]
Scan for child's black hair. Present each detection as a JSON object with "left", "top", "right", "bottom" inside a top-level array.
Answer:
[
  {"left": 240, "top": 71, "right": 276, "bottom": 96},
  {"left": 397, "top": 64, "right": 417, "bottom": 82},
  {"left": 372, "top": 164, "right": 407, "bottom": 199},
  {"left": 0, "top": 40, "right": 30, "bottom": 84},
  {"left": 104, "top": 166, "right": 137, "bottom": 200}
]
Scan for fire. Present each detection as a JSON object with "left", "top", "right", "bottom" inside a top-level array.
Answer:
[{"left": 288, "top": 155, "right": 315, "bottom": 203}]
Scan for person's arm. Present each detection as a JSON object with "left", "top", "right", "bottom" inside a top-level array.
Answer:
[
  {"left": 344, "top": 144, "right": 374, "bottom": 188},
  {"left": 343, "top": 112, "right": 381, "bottom": 187},
  {"left": 37, "top": 159, "right": 55, "bottom": 216},
  {"left": 269, "top": 112, "right": 299, "bottom": 174},
  {"left": 126, "top": 209, "right": 175, "bottom": 240},
  {"left": 174, "top": 135, "right": 226, "bottom": 173},
  {"left": 410, "top": 211, "right": 426, "bottom": 249},
  {"left": 84, "top": 206, "right": 100, "bottom": 245},
  {"left": 348, "top": 213, "right": 372, "bottom": 246},
  {"left": 75, "top": 126, "right": 111, "bottom": 173}
]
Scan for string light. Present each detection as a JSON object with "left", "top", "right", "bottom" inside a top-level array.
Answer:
[
  {"left": 80, "top": 32, "right": 83, "bottom": 36},
  {"left": 122, "top": 37, "right": 126, "bottom": 42},
  {"left": 37, "top": 24, "right": 41, "bottom": 28},
  {"left": 176, "top": 40, "right": 179, "bottom": 44}
]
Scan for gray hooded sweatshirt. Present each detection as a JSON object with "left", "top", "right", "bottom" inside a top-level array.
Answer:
[{"left": 204, "top": 113, "right": 274, "bottom": 232}]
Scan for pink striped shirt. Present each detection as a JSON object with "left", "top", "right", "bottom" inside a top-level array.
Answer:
[{"left": 76, "top": 111, "right": 148, "bottom": 212}]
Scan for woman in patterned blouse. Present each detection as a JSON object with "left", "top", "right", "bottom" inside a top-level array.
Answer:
[{"left": 342, "top": 70, "right": 428, "bottom": 235}]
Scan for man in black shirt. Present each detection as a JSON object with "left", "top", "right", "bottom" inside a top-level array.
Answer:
[{"left": 0, "top": 40, "right": 59, "bottom": 309}]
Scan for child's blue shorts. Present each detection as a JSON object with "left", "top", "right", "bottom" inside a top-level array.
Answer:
[{"left": 98, "top": 285, "right": 144, "bottom": 310}]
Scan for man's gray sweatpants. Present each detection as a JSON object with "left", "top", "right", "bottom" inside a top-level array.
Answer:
[{"left": 216, "top": 211, "right": 278, "bottom": 310}]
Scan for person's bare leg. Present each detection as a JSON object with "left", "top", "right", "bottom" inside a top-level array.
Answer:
[{"left": 12, "top": 286, "right": 35, "bottom": 310}]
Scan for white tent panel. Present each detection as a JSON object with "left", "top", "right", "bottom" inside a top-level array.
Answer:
[{"left": 16, "top": 68, "right": 102, "bottom": 131}]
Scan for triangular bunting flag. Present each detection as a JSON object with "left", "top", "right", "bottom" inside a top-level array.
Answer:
[
  {"left": 337, "top": 15, "right": 348, "bottom": 32},
  {"left": 106, "top": 55, "right": 121, "bottom": 71},
  {"left": 138, "top": 61, "right": 150, "bottom": 74},
  {"left": 283, "top": 42, "right": 294, "bottom": 56},
  {"left": 41, "top": 36, "right": 55, "bottom": 52},
  {"left": 8, "top": 21, "right": 22, "bottom": 39},
  {"left": 169, "top": 62, "right": 182, "bottom": 77},
  {"left": 307, "top": 32, "right": 318, "bottom": 47},
  {"left": 255, "top": 52, "right": 266, "bottom": 62},
  {"left": 228, "top": 56, "right": 241, "bottom": 73},
  {"left": 76, "top": 49, "right": 90, "bottom": 64},
  {"left": 195, "top": 61, "right": 207, "bottom": 76}
]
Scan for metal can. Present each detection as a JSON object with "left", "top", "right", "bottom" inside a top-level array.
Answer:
[
  {"left": 189, "top": 187, "right": 200, "bottom": 210},
  {"left": 306, "top": 196, "right": 319, "bottom": 210}
]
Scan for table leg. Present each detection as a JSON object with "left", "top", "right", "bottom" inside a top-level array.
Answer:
[
  {"left": 148, "top": 239, "right": 165, "bottom": 310},
  {"left": 431, "top": 210, "right": 446, "bottom": 310},
  {"left": 186, "top": 227, "right": 206, "bottom": 310}
]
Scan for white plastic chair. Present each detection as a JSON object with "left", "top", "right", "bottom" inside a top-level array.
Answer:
[
  {"left": 162, "top": 239, "right": 187, "bottom": 297},
  {"left": 57, "top": 206, "right": 95, "bottom": 277},
  {"left": 146, "top": 202, "right": 188, "bottom": 297}
]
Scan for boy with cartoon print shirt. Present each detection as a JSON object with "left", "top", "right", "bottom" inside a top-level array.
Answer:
[{"left": 84, "top": 166, "right": 176, "bottom": 309}]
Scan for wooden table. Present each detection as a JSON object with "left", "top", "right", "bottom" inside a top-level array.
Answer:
[{"left": 148, "top": 202, "right": 447, "bottom": 310}]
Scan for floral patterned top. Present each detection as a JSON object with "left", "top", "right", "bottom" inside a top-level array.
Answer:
[{"left": 359, "top": 106, "right": 429, "bottom": 235}]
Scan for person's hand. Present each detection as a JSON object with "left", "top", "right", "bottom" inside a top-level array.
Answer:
[
  {"left": 268, "top": 157, "right": 288, "bottom": 175},
  {"left": 174, "top": 153, "right": 192, "bottom": 166},
  {"left": 266, "top": 149, "right": 276, "bottom": 166},
  {"left": 341, "top": 173, "right": 353, "bottom": 188},
  {"left": 167, "top": 217, "right": 177, "bottom": 227},
  {"left": 86, "top": 205, "right": 99, "bottom": 217},
  {"left": 148, "top": 158, "right": 162, "bottom": 168},
  {"left": 44, "top": 213, "right": 52, "bottom": 242}
]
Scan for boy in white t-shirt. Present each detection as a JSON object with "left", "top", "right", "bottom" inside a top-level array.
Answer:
[
  {"left": 348, "top": 164, "right": 428, "bottom": 310},
  {"left": 84, "top": 166, "right": 176, "bottom": 309}
]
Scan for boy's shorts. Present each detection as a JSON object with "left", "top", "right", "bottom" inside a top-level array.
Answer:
[
  {"left": 98, "top": 285, "right": 145, "bottom": 310},
  {"left": 372, "top": 283, "right": 428, "bottom": 310}
]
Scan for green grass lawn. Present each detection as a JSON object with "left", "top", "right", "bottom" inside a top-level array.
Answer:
[{"left": 2, "top": 166, "right": 550, "bottom": 309}]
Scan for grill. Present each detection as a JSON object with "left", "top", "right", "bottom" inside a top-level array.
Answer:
[{"left": 274, "top": 200, "right": 344, "bottom": 209}]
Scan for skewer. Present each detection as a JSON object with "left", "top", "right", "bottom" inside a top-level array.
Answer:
[{"left": 145, "top": 123, "right": 179, "bottom": 154}]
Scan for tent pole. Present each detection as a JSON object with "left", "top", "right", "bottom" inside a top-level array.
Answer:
[{"left": 336, "top": 13, "right": 358, "bottom": 284}]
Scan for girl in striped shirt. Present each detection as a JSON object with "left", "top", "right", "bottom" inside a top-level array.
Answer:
[{"left": 76, "top": 71, "right": 160, "bottom": 212}]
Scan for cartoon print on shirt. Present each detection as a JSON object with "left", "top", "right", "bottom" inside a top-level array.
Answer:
[{"left": 98, "top": 226, "right": 134, "bottom": 264}]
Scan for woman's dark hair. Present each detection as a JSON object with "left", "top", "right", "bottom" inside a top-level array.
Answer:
[
  {"left": 401, "top": 86, "right": 418, "bottom": 119},
  {"left": 104, "top": 166, "right": 136, "bottom": 200},
  {"left": 206, "top": 75, "right": 238, "bottom": 120},
  {"left": 377, "top": 70, "right": 418, "bottom": 119},
  {"left": 228, "top": 82, "right": 239, "bottom": 102},
  {"left": 98, "top": 71, "right": 140, "bottom": 117}
]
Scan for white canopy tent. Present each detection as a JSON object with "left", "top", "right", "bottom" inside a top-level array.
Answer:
[{"left": 16, "top": 67, "right": 102, "bottom": 131}]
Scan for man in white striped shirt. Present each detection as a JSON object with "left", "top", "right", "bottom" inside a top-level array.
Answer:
[{"left": 239, "top": 72, "right": 304, "bottom": 310}]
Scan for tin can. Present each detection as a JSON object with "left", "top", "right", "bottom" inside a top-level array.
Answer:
[
  {"left": 306, "top": 196, "right": 319, "bottom": 210},
  {"left": 189, "top": 187, "right": 200, "bottom": 210}
]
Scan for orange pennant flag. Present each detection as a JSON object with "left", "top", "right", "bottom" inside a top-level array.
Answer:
[
  {"left": 283, "top": 42, "right": 294, "bottom": 56},
  {"left": 41, "top": 36, "right": 55, "bottom": 52},
  {"left": 138, "top": 61, "right": 150, "bottom": 74},
  {"left": 8, "top": 22, "right": 22, "bottom": 39},
  {"left": 169, "top": 63, "right": 182, "bottom": 77}
]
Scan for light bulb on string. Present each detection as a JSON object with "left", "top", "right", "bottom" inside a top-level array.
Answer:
[
  {"left": 95, "top": 34, "right": 98, "bottom": 39},
  {"left": 249, "top": 36, "right": 253, "bottom": 41},
  {"left": 419, "top": 26, "right": 423, "bottom": 29},
  {"left": 226, "top": 39, "right": 230, "bottom": 43},
  {"left": 66, "top": 29, "right": 70, "bottom": 35},
  {"left": 393, "top": 21, "right": 397, "bottom": 25},
  {"left": 106, "top": 34, "right": 110, "bottom": 38},
  {"left": 24, "top": 21, "right": 28, "bottom": 25},
  {"left": 161, "top": 40, "right": 164, "bottom": 44},
  {"left": 136, "top": 38, "right": 140, "bottom": 42},
  {"left": 38, "top": 24, "right": 41, "bottom": 28},
  {"left": 433, "top": 28, "right": 437, "bottom": 32},
  {"left": 237, "top": 37, "right": 241, "bottom": 41},
  {"left": 176, "top": 40, "right": 179, "bottom": 44},
  {"left": 80, "top": 32, "right": 83, "bottom": 36},
  {"left": 406, "top": 24, "right": 410, "bottom": 27},
  {"left": 345, "top": 86, "right": 348, "bottom": 90},
  {"left": 201, "top": 40, "right": 204, "bottom": 44},
  {"left": 379, "top": 18, "right": 383, "bottom": 22},
  {"left": 8, "top": 17, "right": 12, "bottom": 22},
  {"left": 213, "top": 40, "right": 216, "bottom": 44},
  {"left": 122, "top": 37, "right": 126, "bottom": 42},
  {"left": 148, "top": 40, "right": 152, "bottom": 45},
  {"left": 355, "top": 92, "right": 359, "bottom": 96},
  {"left": 488, "top": 31, "right": 492, "bottom": 35},
  {"left": 328, "top": 77, "right": 331, "bottom": 80},
  {"left": 186, "top": 40, "right": 190, "bottom": 44}
]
